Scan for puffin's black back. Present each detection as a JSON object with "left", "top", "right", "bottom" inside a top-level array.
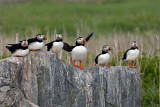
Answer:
[
  {"left": 20, "top": 37, "right": 43, "bottom": 45},
  {"left": 27, "top": 37, "right": 43, "bottom": 44}
]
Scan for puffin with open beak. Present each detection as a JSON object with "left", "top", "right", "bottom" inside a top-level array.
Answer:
[
  {"left": 122, "top": 41, "right": 139, "bottom": 68},
  {"left": 63, "top": 32, "right": 94, "bottom": 69},
  {"left": 95, "top": 45, "right": 112, "bottom": 67},
  {"left": 20, "top": 34, "right": 47, "bottom": 51},
  {"left": 45, "top": 33, "right": 63, "bottom": 56},
  {"left": 6, "top": 40, "right": 29, "bottom": 57}
]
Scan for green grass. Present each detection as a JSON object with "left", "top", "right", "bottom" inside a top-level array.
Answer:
[
  {"left": 0, "top": 0, "right": 159, "bottom": 36},
  {"left": 140, "top": 55, "right": 159, "bottom": 107}
]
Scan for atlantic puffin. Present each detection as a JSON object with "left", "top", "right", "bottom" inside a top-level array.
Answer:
[
  {"left": 122, "top": 41, "right": 139, "bottom": 68},
  {"left": 45, "top": 33, "right": 63, "bottom": 56},
  {"left": 20, "top": 34, "right": 47, "bottom": 51},
  {"left": 95, "top": 45, "right": 112, "bottom": 67},
  {"left": 6, "top": 40, "right": 29, "bottom": 57},
  {"left": 63, "top": 32, "right": 94, "bottom": 69}
]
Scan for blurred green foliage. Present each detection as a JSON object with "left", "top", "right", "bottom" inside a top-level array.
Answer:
[{"left": 0, "top": 0, "right": 159, "bottom": 36}]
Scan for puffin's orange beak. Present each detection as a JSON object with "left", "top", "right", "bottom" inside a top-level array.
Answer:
[
  {"left": 44, "top": 36, "right": 47, "bottom": 40},
  {"left": 57, "top": 36, "right": 59, "bottom": 40},
  {"left": 83, "top": 39, "right": 87, "bottom": 44},
  {"left": 134, "top": 44, "right": 136, "bottom": 47},
  {"left": 109, "top": 46, "right": 112, "bottom": 51}
]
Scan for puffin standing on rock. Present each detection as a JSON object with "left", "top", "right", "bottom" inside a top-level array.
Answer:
[
  {"left": 63, "top": 32, "right": 94, "bottom": 69},
  {"left": 45, "top": 33, "right": 63, "bottom": 56},
  {"left": 122, "top": 41, "right": 139, "bottom": 68},
  {"left": 21, "top": 34, "right": 47, "bottom": 51},
  {"left": 6, "top": 40, "right": 29, "bottom": 57},
  {"left": 95, "top": 45, "right": 112, "bottom": 67}
]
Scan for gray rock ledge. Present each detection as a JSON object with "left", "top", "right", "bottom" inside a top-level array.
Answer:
[{"left": 0, "top": 50, "right": 141, "bottom": 107}]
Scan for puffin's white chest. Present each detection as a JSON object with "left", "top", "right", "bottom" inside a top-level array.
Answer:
[
  {"left": 28, "top": 42, "right": 44, "bottom": 50},
  {"left": 51, "top": 42, "right": 64, "bottom": 53},
  {"left": 126, "top": 49, "right": 139, "bottom": 61},
  {"left": 12, "top": 49, "right": 29, "bottom": 57},
  {"left": 98, "top": 53, "right": 110, "bottom": 65},
  {"left": 72, "top": 46, "right": 87, "bottom": 61}
]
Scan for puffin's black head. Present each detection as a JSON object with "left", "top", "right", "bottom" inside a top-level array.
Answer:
[
  {"left": 131, "top": 41, "right": 138, "bottom": 48},
  {"left": 56, "top": 33, "right": 63, "bottom": 41},
  {"left": 36, "top": 34, "right": 47, "bottom": 40},
  {"left": 76, "top": 37, "right": 86, "bottom": 46},
  {"left": 102, "top": 45, "right": 112, "bottom": 53},
  {"left": 21, "top": 40, "right": 28, "bottom": 47}
]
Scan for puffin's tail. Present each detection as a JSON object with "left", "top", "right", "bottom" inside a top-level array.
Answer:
[
  {"left": 45, "top": 44, "right": 50, "bottom": 51},
  {"left": 6, "top": 45, "right": 11, "bottom": 51},
  {"left": 95, "top": 64, "right": 98, "bottom": 66},
  {"left": 122, "top": 57, "right": 125, "bottom": 61}
]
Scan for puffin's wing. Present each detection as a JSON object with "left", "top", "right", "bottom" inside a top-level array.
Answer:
[
  {"left": 122, "top": 49, "right": 130, "bottom": 60},
  {"left": 6, "top": 43, "right": 20, "bottom": 53},
  {"left": 85, "top": 32, "right": 94, "bottom": 42},
  {"left": 6, "top": 45, "right": 12, "bottom": 52},
  {"left": 95, "top": 54, "right": 100, "bottom": 65},
  {"left": 45, "top": 42, "right": 54, "bottom": 51},
  {"left": 63, "top": 42, "right": 75, "bottom": 52}
]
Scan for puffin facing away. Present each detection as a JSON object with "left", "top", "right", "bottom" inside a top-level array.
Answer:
[
  {"left": 6, "top": 40, "right": 29, "bottom": 57},
  {"left": 21, "top": 34, "right": 47, "bottom": 51},
  {"left": 45, "top": 34, "right": 63, "bottom": 56},
  {"left": 122, "top": 41, "right": 139, "bottom": 68},
  {"left": 63, "top": 32, "right": 94, "bottom": 69},
  {"left": 95, "top": 45, "right": 112, "bottom": 67}
]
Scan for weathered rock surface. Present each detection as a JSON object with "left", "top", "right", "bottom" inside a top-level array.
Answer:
[{"left": 0, "top": 50, "right": 141, "bottom": 107}]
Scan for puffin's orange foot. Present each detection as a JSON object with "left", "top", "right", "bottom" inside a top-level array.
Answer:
[
  {"left": 133, "top": 66, "right": 137, "bottom": 69},
  {"left": 30, "top": 49, "right": 37, "bottom": 51},
  {"left": 106, "top": 65, "right": 110, "bottom": 67},
  {"left": 128, "top": 65, "right": 133, "bottom": 68},
  {"left": 79, "top": 65, "right": 84, "bottom": 70},
  {"left": 16, "top": 56, "right": 22, "bottom": 57},
  {"left": 74, "top": 64, "right": 78, "bottom": 67},
  {"left": 99, "top": 65, "right": 104, "bottom": 67}
]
